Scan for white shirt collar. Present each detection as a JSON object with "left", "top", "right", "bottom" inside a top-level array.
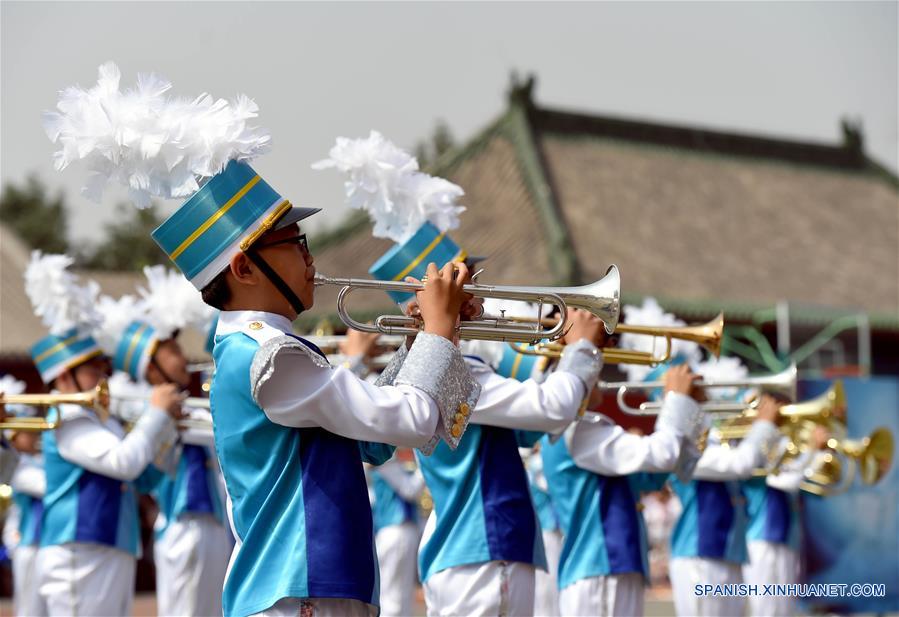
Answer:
[{"left": 216, "top": 310, "right": 294, "bottom": 336}]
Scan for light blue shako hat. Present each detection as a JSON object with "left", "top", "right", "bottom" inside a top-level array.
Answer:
[
  {"left": 313, "top": 131, "right": 476, "bottom": 305},
  {"left": 24, "top": 252, "right": 104, "bottom": 384},
  {"left": 42, "top": 62, "right": 319, "bottom": 309},
  {"left": 151, "top": 160, "right": 319, "bottom": 293},
  {"left": 369, "top": 222, "right": 469, "bottom": 304}
]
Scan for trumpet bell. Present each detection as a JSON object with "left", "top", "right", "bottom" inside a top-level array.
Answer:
[
  {"left": 850, "top": 427, "right": 894, "bottom": 485},
  {"left": 780, "top": 380, "right": 844, "bottom": 421}
]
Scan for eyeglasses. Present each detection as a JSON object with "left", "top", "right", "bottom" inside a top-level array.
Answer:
[{"left": 256, "top": 233, "right": 309, "bottom": 253}]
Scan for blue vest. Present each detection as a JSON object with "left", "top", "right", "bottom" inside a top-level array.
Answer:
[
  {"left": 212, "top": 330, "right": 388, "bottom": 615},
  {"left": 12, "top": 493, "right": 43, "bottom": 547},
  {"left": 541, "top": 434, "right": 659, "bottom": 588},
  {"left": 40, "top": 407, "right": 141, "bottom": 555},
  {"left": 530, "top": 480, "right": 560, "bottom": 532},
  {"left": 371, "top": 470, "right": 417, "bottom": 533},
  {"left": 670, "top": 478, "right": 749, "bottom": 564},
  {"left": 416, "top": 423, "right": 546, "bottom": 582},
  {"left": 154, "top": 444, "right": 225, "bottom": 538},
  {"left": 743, "top": 477, "right": 801, "bottom": 550}
]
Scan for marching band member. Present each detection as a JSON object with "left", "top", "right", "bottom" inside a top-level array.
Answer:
[
  {"left": 316, "top": 134, "right": 604, "bottom": 617},
  {"left": 47, "top": 64, "right": 480, "bottom": 617},
  {"left": 369, "top": 452, "right": 426, "bottom": 617},
  {"left": 667, "top": 357, "right": 782, "bottom": 617},
  {"left": 414, "top": 310, "right": 601, "bottom": 617},
  {"left": 23, "top": 252, "right": 183, "bottom": 616},
  {"left": 1, "top": 375, "right": 46, "bottom": 617},
  {"left": 95, "top": 265, "right": 231, "bottom": 617},
  {"left": 540, "top": 364, "right": 705, "bottom": 617},
  {"left": 742, "top": 426, "right": 829, "bottom": 617}
]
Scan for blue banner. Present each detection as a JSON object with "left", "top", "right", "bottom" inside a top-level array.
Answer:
[{"left": 799, "top": 377, "right": 898, "bottom": 613}]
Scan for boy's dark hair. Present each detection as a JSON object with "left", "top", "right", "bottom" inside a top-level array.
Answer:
[{"left": 201, "top": 269, "right": 231, "bottom": 310}]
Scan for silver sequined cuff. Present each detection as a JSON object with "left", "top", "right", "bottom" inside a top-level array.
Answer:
[
  {"left": 251, "top": 336, "right": 330, "bottom": 402},
  {"left": 656, "top": 392, "right": 705, "bottom": 440},
  {"left": 657, "top": 392, "right": 707, "bottom": 482},
  {"left": 557, "top": 339, "right": 603, "bottom": 392},
  {"left": 395, "top": 333, "right": 481, "bottom": 451},
  {"left": 374, "top": 345, "right": 409, "bottom": 387}
]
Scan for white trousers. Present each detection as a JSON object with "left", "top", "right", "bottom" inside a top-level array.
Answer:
[
  {"left": 375, "top": 522, "right": 420, "bottom": 617},
  {"left": 155, "top": 514, "right": 233, "bottom": 617},
  {"left": 36, "top": 543, "right": 136, "bottom": 617},
  {"left": 670, "top": 556, "right": 744, "bottom": 617},
  {"left": 534, "top": 530, "right": 562, "bottom": 617},
  {"left": 252, "top": 597, "right": 377, "bottom": 616},
  {"left": 13, "top": 545, "right": 46, "bottom": 617},
  {"left": 743, "top": 540, "right": 800, "bottom": 617},
  {"left": 558, "top": 573, "right": 644, "bottom": 617},
  {"left": 424, "top": 561, "right": 535, "bottom": 617}
]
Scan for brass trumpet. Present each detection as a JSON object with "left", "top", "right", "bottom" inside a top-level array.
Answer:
[
  {"left": 506, "top": 312, "right": 723, "bottom": 365},
  {"left": 604, "top": 363, "right": 798, "bottom": 416},
  {"left": 0, "top": 380, "right": 111, "bottom": 428},
  {"left": 800, "top": 428, "right": 893, "bottom": 496},
  {"left": 313, "top": 265, "right": 621, "bottom": 343},
  {"left": 714, "top": 382, "right": 847, "bottom": 472}
]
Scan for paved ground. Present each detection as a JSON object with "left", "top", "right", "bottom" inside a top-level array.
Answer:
[{"left": 2, "top": 591, "right": 679, "bottom": 616}]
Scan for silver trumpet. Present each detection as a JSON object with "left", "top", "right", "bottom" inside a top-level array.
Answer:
[
  {"left": 602, "top": 363, "right": 798, "bottom": 416},
  {"left": 313, "top": 265, "right": 621, "bottom": 343}
]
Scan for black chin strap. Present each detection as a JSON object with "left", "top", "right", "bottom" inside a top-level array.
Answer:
[{"left": 245, "top": 249, "right": 307, "bottom": 315}]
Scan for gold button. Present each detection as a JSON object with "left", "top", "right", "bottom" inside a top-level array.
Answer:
[
  {"left": 636, "top": 503, "right": 645, "bottom": 512},
  {"left": 451, "top": 424, "right": 462, "bottom": 438},
  {"left": 459, "top": 403, "right": 470, "bottom": 416},
  {"left": 249, "top": 322, "right": 263, "bottom": 330},
  {"left": 454, "top": 412, "right": 465, "bottom": 423}
]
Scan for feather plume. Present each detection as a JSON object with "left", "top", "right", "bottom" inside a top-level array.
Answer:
[
  {"left": 44, "top": 62, "right": 271, "bottom": 208},
  {"left": 24, "top": 251, "right": 101, "bottom": 337},
  {"left": 313, "top": 131, "right": 464, "bottom": 243},
  {"left": 94, "top": 294, "right": 147, "bottom": 357},
  {"left": 138, "top": 265, "right": 215, "bottom": 339},
  {"left": 693, "top": 356, "right": 750, "bottom": 401},
  {"left": 0, "top": 374, "right": 36, "bottom": 417},
  {"left": 618, "top": 297, "right": 703, "bottom": 382}
]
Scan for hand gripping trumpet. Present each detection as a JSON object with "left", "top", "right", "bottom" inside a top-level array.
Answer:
[
  {"left": 313, "top": 265, "right": 621, "bottom": 343},
  {"left": 0, "top": 380, "right": 111, "bottom": 430},
  {"left": 602, "top": 363, "right": 798, "bottom": 416}
]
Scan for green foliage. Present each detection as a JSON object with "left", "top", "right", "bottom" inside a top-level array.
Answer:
[
  {"left": 0, "top": 175, "right": 70, "bottom": 253},
  {"left": 81, "top": 204, "right": 169, "bottom": 271}
]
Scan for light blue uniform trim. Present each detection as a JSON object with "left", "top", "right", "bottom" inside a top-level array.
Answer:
[
  {"left": 369, "top": 222, "right": 465, "bottom": 303},
  {"left": 151, "top": 160, "right": 284, "bottom": 282},
  {"left": 743, "top": 477, "right": 801, "bottom": 550},
  {"left": 670, "top": 477, "right": 749, "bottom": 564},
  {"left": 371, "top": 471, "right": 417, "bottom": 533},
  {"left": 152, "top": 446, "right": 226, "bottom": 539},
  {"left": 39, "top": 408, "right": 141, "bottom": 556},
  {"left": 13, "top": 493, "right": 42, "bottom": 547},
  {"left": 541, "top": 435, "right": 656, "bottom": 589},
  {"left": 30, "top": 330, "right": 102, "bottom": 383},
  {"left": 211, "top": 331, "right": 379, "bottom": 615},
  {"left": 416, "top": 423, "right": 545, "bottom": 582}
]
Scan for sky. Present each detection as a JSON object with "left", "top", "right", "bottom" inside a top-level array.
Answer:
[{"left": 2, "top": 1, "right": 896, "bottom": 244}]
